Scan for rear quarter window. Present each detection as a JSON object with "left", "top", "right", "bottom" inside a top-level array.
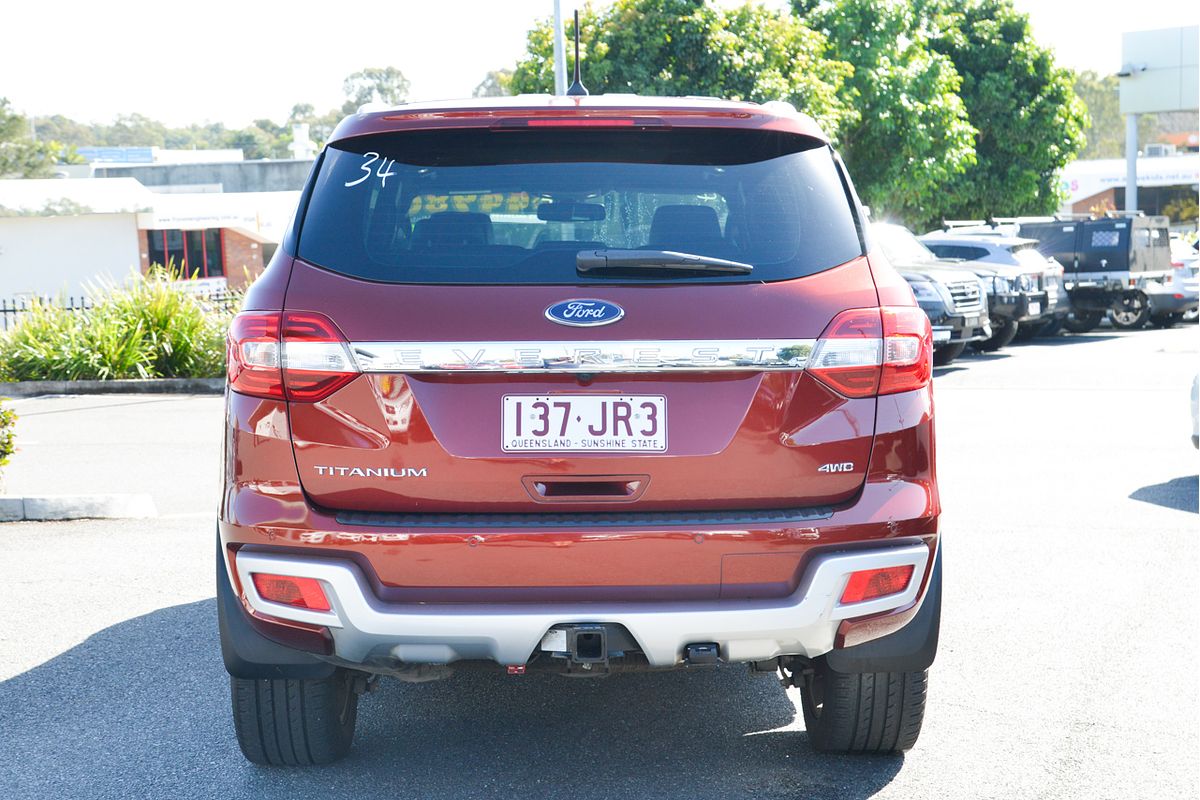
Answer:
[
  {"left": 926, "top": 244, "right": 990, "bottom": 261},
  {"left": 296, "top": 127, "right": 863, "bottom": 285}
]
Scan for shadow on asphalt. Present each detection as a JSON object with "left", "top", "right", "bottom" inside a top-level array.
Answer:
[
  {"left": 1018, "top": 333, "right": 1122, "bottom": 347},
  {"left": 957, "top": 350, "right": 1011, "bottom": 362},
  {"left": 0, "top": 600, "right": 903, "bottom": 800},
  {"left": 1130, "top": 475, "right": 1199, "bottom": 514}
]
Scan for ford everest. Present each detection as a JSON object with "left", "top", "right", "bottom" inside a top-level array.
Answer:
[{"left": 218, "top": 96, "right": 942, "bottom": 765}]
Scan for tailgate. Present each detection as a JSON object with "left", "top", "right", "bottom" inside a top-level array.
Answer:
[{"left": 285, "top": 258, "right": 879, "bottom": 514}]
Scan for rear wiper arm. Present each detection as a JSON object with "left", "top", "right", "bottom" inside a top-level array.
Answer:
[{"left": 577, "top": 249, "right": 754, "bottom": 275}]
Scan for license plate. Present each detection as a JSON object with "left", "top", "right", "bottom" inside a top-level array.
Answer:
[
  {"left": 502, "top": 394, "right": 667, "bottom": 452},
  {"left": 1028, "top": 301, "right": 1041, "bottom": 315}
]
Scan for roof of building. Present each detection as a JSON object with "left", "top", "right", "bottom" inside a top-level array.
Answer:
[
  {"left": 0, "top": 178, "right": 154, "bottom": 216},
  {"left": 1059, "top": 153, "right": 1200, "bottom": 205}
]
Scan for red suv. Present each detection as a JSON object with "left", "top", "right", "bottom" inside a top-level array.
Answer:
[{"left": 218, "top": 96, "right": 941, "bottom": 765}]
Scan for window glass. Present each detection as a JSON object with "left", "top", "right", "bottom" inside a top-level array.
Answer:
[
  {"left": 297, "top": 128, "right": 863, "bottom": 285},
  {"left": 205, "top": 230, "right": 224, "bottom": 276},
  {"left": 1092, "top": 230, "right": 1121, "bottom": 248}
]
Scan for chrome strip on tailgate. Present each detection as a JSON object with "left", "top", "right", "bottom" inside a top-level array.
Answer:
[{"left": 349, "top": 339, "right": 815, "bottom": 374}]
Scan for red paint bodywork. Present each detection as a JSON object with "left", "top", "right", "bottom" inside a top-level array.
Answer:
[{"left": 221, "top": 98, "right": 939, "bottom": 650}]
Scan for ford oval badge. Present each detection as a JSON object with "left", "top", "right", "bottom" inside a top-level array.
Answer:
[{"left": 545, "top": 299, "right": 625, "bottom": 327}]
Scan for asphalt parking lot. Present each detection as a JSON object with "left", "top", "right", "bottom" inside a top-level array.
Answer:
[{"left": 1, "top": 325, "right": 1196, "bottom": 800}]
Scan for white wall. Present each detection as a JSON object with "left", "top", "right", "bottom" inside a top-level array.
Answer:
[{"left": 0, "top": 213, "right": 142, "bottom": 299}]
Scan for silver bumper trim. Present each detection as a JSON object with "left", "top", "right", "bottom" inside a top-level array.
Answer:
[
  {"left": 234, "top": 543, "right": 930, "bottom": 667},
  {"left": 348, "top": 339, "right": 816, "bottom": 374}
]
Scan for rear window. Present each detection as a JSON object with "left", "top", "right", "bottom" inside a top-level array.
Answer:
[
  {"left": 296, "top": 127, "right": 863, "bottom": 284},
  {"left": 925, "top": 243, "right": 990, "bottom": 262}
]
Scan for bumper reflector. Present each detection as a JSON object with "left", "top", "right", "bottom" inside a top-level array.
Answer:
[
  {"left": 840, "top": 565, "right": 915, "bottom": 605},
  {"left": 252, "top": 573, "right": 331, "bottom": 612}
]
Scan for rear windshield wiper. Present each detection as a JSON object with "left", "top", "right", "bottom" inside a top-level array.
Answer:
[{"left": 576, "top": 249, "right": 754, "bottom": 276}]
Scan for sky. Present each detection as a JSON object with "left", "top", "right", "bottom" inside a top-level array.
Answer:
[{"left": 2, "top": 0, "right": 1197, "bottom": 129}]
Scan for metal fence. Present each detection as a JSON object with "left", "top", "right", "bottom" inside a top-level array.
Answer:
[{"left": 0, "top": 291, "right": 241, "bottom": 332}]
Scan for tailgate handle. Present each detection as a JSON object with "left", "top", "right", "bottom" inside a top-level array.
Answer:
[{"left": 522, "top": 475, "right": 649, "bottom": 503}]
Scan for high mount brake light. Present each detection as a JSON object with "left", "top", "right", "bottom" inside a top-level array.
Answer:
[
  {"left": 526, "top": 118, "right": 637, "bottom": 127},
  {"left": 227, "top": 311, "right": 359, "bottom": 402},
  {"left": 807, "top": 307, "right": 933, "bottom": 399},
  {"left": 491, "top": 117, "right": 665, "bottom": 130}
]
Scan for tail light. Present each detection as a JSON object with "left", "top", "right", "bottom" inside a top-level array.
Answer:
[
  {"left": 251, "top": 573, "right": 332, "bottom": 612},
  {"left": 808, "top": 307, "right": 932, "bottom": 398},
  {"left": 840, "top": 564, "right": 915, "bottom": 604},
  {"left": 227, "top": 311, "right": 359, "bottom": 402}
]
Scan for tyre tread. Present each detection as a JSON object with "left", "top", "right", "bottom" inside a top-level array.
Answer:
[
  {"left": 230, "top": 671, "right": 357, "bottom": 766},
  {"left": 802, "top": 663, "right": 929, "bottom": 754}
]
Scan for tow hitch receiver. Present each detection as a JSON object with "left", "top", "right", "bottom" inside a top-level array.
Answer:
[
  {"left": 684, "top": 643, "right": 721, "bottom": 665},
  {"left": 540, "top": 624, "right": 634, "bottom": 665},
  {"left": 566, "top": 625, "right": 608, "bottom": 664}
]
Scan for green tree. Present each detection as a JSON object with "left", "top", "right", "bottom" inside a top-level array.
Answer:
[
  {"left": 29, "top": 114, "right": 97, "bottom": 148},
  {"left": 0, "top": 98, "right": 73, "bottom": 178},
  {"left": 474, "top": 69, "right": 514, "bottom": 98},
  {"left": 289, "top": 103, "right": 342, "bottom": 149},
  {"left": 511, "top": 0, "right": 855, "bottom": 137},
  {"left": 796, "top": 0, "right": 977, "bottom": 226},
  {"left": 341, "top": 66, "right": 411, "bottom": 114},
  {"left": 100, "top": 113, "right": 169, "bottom": 147},
  {"left": 917, "top": 0, "right": 1087, "bottom": 219},
  {"left": 1072, "top": 70, "right": 1157, "bottom": 159}
]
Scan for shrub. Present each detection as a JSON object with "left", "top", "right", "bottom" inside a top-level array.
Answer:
[
  {"left": 0, "top": 399, "right": 15, "bottom": 478},
  {"left": 0, "top": 266, "right": 240, "bottom": 382}
]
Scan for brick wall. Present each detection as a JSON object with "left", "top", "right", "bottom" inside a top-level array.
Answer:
[
  {"left": 137, "top": 230, "right": 151, "bottom": 275},
  {"left": 221, "top": 229, "right": 265, "bottom": 290}
]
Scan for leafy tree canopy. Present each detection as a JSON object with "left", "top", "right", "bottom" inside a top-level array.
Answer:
[
  {"left": 914, "top": 0, "right": 1087, "bottom": 221},
  {"left": 796, "top": 0, "right": 977, "bottom": 227},
  {"left": 341, "top": 66, "right": 411, "bottom": 114},
  {"left": 511, "top": 0, "right": 855, "bottom": 137},
  {"left": 0, "top": 98, "right": 79, "bottom": 179},
  {"left": 474, "top": 69, "right": 514, "bottom": 98}
]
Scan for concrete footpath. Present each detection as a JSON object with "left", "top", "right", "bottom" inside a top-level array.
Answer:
[{"left": 1, "top": 394, "right": 223, "bottom": 517}]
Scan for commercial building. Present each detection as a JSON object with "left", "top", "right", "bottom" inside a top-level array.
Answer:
[
  {"left": 0, "top": 178, "right": 298, "bottom": 300},
  {"left": 1059, "top": 152, "right": 1200, "bottom": 222}
]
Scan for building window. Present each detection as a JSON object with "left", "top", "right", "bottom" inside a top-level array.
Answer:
[{"left": 146, "top": 229, "right": 224, "bottom": 278}]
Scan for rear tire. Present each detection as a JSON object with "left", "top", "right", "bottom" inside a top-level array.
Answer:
[
  {"left": 974, "top": 318, "right": 1018, "bottom": 352},
  {"left": 1063, "top": 311, "right": 1103, "bottom": 333},
  {"left": 1108, "top": 294, "right": 1150, "bottom": 329},
  {"left": 800, "top": 659, "right": 928, "bottom": 754},
  {"left": 1013, "top": 322, "right": 1040, "bottom": 342},
  {"left": 231, "top": 669, "right": 359, "bottom": 765},
  {"left": 933, "top": 342, "right": 966, "bottom": 365},
  {"left": 1037, "top": 317, "right": 1064, "bottom": 337}
]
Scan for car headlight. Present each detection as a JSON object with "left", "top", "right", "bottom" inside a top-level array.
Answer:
[
  {"left": 1016, "top": 273, "right": 1038, "bottom": 292},
  {"left": 977, "top": 276, "right": 990, "bottom": 298},
  {"left": 909, "top": 280, "right": 942, "bottom": 302},
  {"left": 992, "top": 275, "right": 1015, "bottom": 293}
]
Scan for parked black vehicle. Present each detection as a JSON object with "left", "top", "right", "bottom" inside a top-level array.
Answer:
[
  {"left": 874, "top": 223, "right": 1037, "bottom": 353},
  {"left": 897, "top": 266, "right": 991, "bottom": 365},
  {"left": 1001, "top": 213, "right": 1172, "bottom": 332}
]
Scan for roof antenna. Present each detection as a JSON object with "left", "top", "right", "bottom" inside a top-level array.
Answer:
[{"left": 566, "top": 9, "right": 589, "bottom": 96}]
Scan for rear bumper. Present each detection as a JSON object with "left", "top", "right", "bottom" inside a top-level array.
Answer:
[
  {"left": 1146, "top": 290, "right": 1199, "bottom": 315},
  {"left": 1016, "top": 291, "right": 1051, "bottom": 323},
  {"left": 231, "top": 542, "right": 930, "bottom": 668},
  {"left": 930, "top": 311, "right": 991, "bottom": 346}
]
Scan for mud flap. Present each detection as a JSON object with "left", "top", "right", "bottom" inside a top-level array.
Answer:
[
  {"left": 824, "top": 544, "right": 941, "bottom": 674},
  {"left": 216, "top": 532, "right": 336, "bottom": 680}
]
